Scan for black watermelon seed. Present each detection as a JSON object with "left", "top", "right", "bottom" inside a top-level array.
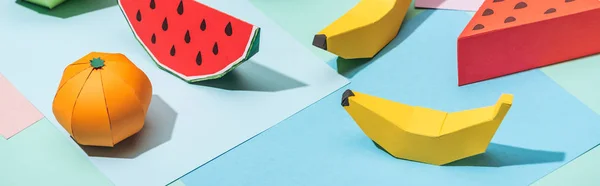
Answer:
[
  {"left": 177, "top": 0, "right": 184, "bottom": 15},
  {"left": 151, "top": 33, "right": 156, "bottom": 44},
  {"left": 136, "top": 10, "right": 142, "bottom": 22},
  {"left": 170, "top": 45, "right": 176, "bottom": 56},
  {"left": 184, "top": 30, "right": 191, "bottom": 43},
  {"left": 150, "top": 0, "right": 155, "bottom": 9},
  {"left": 565, "top": 0, "right": 574, "bottom": 2},
  {"left": 544, "top": 8, "right": 557, "bottom": 14},
  {"left": 200, "top": 19, "right": 206, "bottom": 31},
  {"left": 225, "top": 22, "right": 233, "bottom": 36},
  {"left": 482, "top": 8, "right": 494, "bottom": 16},
  {"left": 514, "top": 2, "right": 527, "bottom": 9},
  {"left": 504, "top": 16, "right": 516, "bottom": 23},
  {"left": 196, "top": 51, "right": 202, "bottom": 66},
  {"left": 212, "top": 42, "right": 219, "bottom": 55},
  {"left": 162, "top": 17, "right": 168, "bottom": 31},
  {"left": 493, "top": 0, "right": 504, "bottom": 2},
  {"left": 473, "top": 24, "right": 485, "bottom": 30}
]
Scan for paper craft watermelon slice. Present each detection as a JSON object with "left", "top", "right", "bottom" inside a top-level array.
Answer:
[
  {"left": 118, "top": 0, "right": 261, "bottom": 82},
  {"left": 457, "top": 0, "right": 600, "bottom": 86}
]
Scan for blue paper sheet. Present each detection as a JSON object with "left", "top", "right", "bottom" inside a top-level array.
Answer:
[
  {"left": 0, "top": 0, "right": 348, "bottom": 185},
  {"left": 181, "top": 10, "right": 600, "bottom": 186}
]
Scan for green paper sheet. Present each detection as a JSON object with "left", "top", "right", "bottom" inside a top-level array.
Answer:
[
  {"left": 0, "top": 118, "right": 112, "bottom": 186},
  {"left": 24, "top": 0, "right": 67, "bottom": 9},
  {"left": 532, "top": 145, "right": 600, "bottom": 185},
  {"left": 541, "top": 54, "right": 600, "bottom": 115},
  {"left": 168, "top": 180, "right": 186, "bottom": 186}
]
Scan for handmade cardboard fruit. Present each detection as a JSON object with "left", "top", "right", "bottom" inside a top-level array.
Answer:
[
  {"left": 118, "top": 0, "right": 261, "bottom": 82},
  {"left": 312, "top": 0, "right": 411, "bottom": 59},
  {"left": 458, "top": 0, "right": 600, "bottom": 86},
  {"left": 52, "top": 52, "right": 153, "bottom": 147},
  {"left": 341, "top": 90, "right": 513, "bottom": 165}
]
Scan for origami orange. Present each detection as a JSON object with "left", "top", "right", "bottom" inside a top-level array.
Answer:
[{"left": 52, "top": 52, "right": 153, "bottom": 147}]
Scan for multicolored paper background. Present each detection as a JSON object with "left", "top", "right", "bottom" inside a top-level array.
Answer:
[{"left": 2, "top": 0, "right": 600, "bottom": 185}]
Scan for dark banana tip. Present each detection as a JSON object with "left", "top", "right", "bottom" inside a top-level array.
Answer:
[
  {"left": 312, "top": 34, "right": 327, "bottom": 50},
  {"left": 341, "top": 89, "right": 355, "bottom": 107}
]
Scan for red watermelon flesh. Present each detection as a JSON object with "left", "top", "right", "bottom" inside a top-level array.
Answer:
[{"left": 119, "top": 0, "right": 261, "bottom": 82}]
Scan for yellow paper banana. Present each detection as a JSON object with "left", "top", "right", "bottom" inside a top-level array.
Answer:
[
  {"left": 341, "top": 89, "right": 513, "bottom": 165},
  {"left": 312, "top": 0, "right": 411, "bottom": 59}
]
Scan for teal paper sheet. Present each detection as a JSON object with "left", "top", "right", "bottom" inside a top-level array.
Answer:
[
  {"left": 0, "top": 118, "right": 112, "bottom": 186},
  {"left": 0, "top": 0, "right": 349, "bottom": 185}
]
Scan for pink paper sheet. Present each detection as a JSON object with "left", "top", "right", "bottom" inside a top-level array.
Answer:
[
  {"left": 0, "top": 74, "right": 43, "bottom": 139},
  {"left": 415, "top": 0, "right": 484, "bottom": 11}
]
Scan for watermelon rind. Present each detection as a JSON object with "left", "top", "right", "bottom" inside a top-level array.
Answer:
[
  {"left": 117, "top": 0, "right": 261, "bottom": 83},
  {"left": 216, "top": 27, "right": 261, "bottom": 80},
  {"left": 193, "top": 27, "right": 261, "bottom": 82},
  {"left": 245, "top": 28, "right": 261, "bottom": 62},
  {"left": 24, "top": 0, "right": 67, "bottom": 9}
]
